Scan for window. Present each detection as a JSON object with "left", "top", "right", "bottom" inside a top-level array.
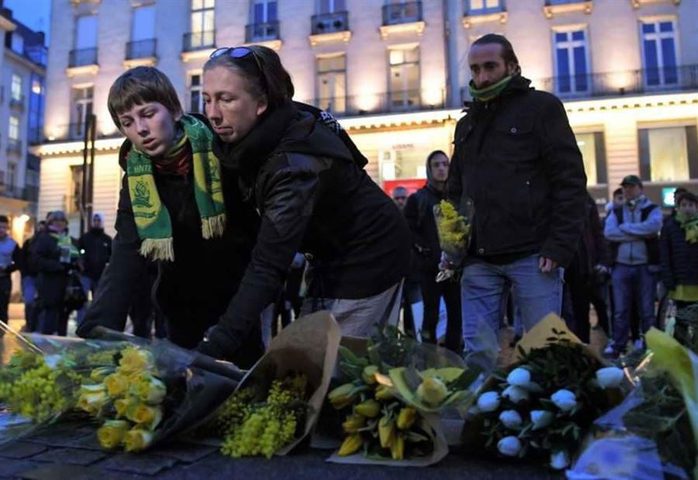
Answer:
[
  {"left": 466, "top": 0, "right": 502, "bottom": 13},
  {"left": 575, "top": 132, "right": 607, "bottom": 185},
  {"left": 75, "top": 15, "right": 98, "bottom": 49},
  {"left": 190, "top": 0, "right": 215, "bottom": 48},
  {"left": 11, "top": 74, "right": 22, "bottom": 102},
  {"left": 253, "top": 0, "right": 277, "bottom": 24},
  {"left": 317, "top": 55, "right": 346, "bottom": 115},
  {"left": 9, "top": 116, "right": 19, "bottom": 141},
  {"left": 554, "top": 30, "right": 589, "bottom": 95},
  {"left": 319, "top": 0, "right": 346, "bottom": 13},
  {"left": 641, "top": 20, "right": 678, "bottom": 87},
  {"left": 72, "top": 86, "right": 94, "bottom": 138},
  {"left": 638, "top": 126, "right": 698, "bottom": 182},
  {"left": 189, "top": 73, "right": 204, "bottom": 114},
  {"left": 7, "top": 163, "right": 16, "bottom": 189},
  {"left": 389, "top": 47, "right": 420, "bottom": 110},
  {"left": 129, "top": 5, "right": 156, "bottom": 58},
  {"left": 10, "top": 33, "right": 24, "bottom": 54}
]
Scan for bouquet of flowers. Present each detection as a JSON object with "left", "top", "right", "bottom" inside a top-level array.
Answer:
[
  {"left": 468, "top": 315, "right": 626, "bottom": 470},
  {"left": 433, "top": 200, "right": 470, "bottom": 278},
  {"left": 197, "top": 311, "right": 341, "bottom": 458},
  {"left": 325, "top": 326, "right": 492, "bottom": 466}
]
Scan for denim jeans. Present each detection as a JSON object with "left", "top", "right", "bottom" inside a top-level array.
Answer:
[
  {"left": 611, "top": 264, "right": 656, "bottom": 351},
  {"left": 21, "top": 275, "right": 37, "bottom": 331},
  {"left": 461, "top": 254, "right": 563, "bottom": 352}
]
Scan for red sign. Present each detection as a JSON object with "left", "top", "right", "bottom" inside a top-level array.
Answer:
[{"left": 383, "top": 178, "right": 426, "bottom": 197}]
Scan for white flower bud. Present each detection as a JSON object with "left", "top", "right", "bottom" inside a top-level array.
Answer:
[
  {"left": 550, "top": 450, "right": 570, "bottom": 470},
  {"left": 498, "top": 409, "right": 523, "bottom": 429},
  {"left": 506, "top": 368, "right": 531, "bottom": 387},
  {"left": 595, "top": 367, "right": 624, "bottom": 389},
  {"left": 551, "top": 389, "right": 577, "bottom": 412},
  {"left": 530, "top": 410, "right": 554, "bottom": 430},
  {"left": 476, "top": 391, "right": 500, "bottom": 412},
  {"left": 497, "top": 436, "right": 522, "bottom": 457},
  {"left": 502, "top": 385, "right": 529, "bottom": 404}
]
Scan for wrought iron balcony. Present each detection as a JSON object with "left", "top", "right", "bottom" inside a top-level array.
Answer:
[
  {"left": 126, "top": 39, "right": 157, "bottom": 60},
  {"left": 245, "top": 21, "right": 280, "bottom": 43},
  {"left": 9, "top": 94, "right": 24, "bottom": 111},
  {"left": 382, "top": 1, "right": 422, "bottom": 25},
  {"left": 311, "top": 11, "right": 349, "bottom": 35},
  {"left": 305, "top": 88, "right": 445, "bottom": 117},
  {"left": 183, "top": 30, "right": 215, "bottom": 52},
  {"left": 7, "top": 139, "right": 22, "bottom": 154},
  {"left": 461, "top": 65, "right": 698, "bottom": 102},
  {"left": 68, "top": 47, "right": 98, "bottom": 68}
]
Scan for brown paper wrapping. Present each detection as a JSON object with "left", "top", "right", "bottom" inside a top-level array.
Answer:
[{"left": 236, "top": 310, "right": 341, "bottom": 455}]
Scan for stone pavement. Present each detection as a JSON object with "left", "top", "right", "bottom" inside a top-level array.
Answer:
[{"left": 1, "top": 304, "right": 607, "bottom": 479}]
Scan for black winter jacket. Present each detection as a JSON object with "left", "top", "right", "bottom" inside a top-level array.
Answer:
[
  {"left": 77, "top": 131, "right": 262, "bottom": 368},
  {"left": 30, "top": 231, "right": 76, "bottom": 307},
  {"left": 78, "top": 228, "right": 112, "bottom": 281},
  {"left": 660, "top": 216, "right": 698, "bottom": 290},
  {"left": 447, "top": 76, "right": 587, "bottom": 267},
  {"left": 404, "top": 184, "right": 445, "bottom": 277},
  {"left": 205, "top": 102, "right": 410, "bottom": 358}
]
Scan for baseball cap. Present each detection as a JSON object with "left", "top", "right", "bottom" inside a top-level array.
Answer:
[{"left": 620, "top": 175, "right": 642, "bottom": 187}]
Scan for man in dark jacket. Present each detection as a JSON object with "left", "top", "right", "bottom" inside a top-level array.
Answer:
[
  {"left": 447, "top": 34, "right": 587, "bottom": 353},
  {"left": 17, "top": 220, "right": 46, "bottom": 332},
  {"left": 76, "top": 213, "right": 112, "bottom": 326},
  {"left": 405, "top": 150, "right": 461, "bottom": 352},
  {"left": 0, "top": 215, "right": 19, "bottom": 334}
]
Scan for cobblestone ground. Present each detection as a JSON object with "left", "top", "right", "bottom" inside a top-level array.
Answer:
[{"left": 0, "top": 305, "right": 601, "bottom": 479}]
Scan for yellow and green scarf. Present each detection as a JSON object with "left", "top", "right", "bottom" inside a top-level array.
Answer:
[
  {"left": 469, "top": 75, "right": 513, "bottom": 102},
  {"left": 677, "top": 212, "right": 698, "bottom": 244},
  {"left": 126, "top": 114, "right": 226, "bottom": 262}
]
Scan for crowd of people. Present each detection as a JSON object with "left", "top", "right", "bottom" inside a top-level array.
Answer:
[{"left": 1, "top": 34, "right": 695, "bottom": 367}]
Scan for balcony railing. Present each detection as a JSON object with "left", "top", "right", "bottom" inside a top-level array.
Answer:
[
  {"left": 305, "top": 88, "right": 445, "bottom": 117},
  {"left": 25, "top": 45, "right": 48, "bottom": 67},
  {"left": 9, "top": 95, "right": 24, "bottom": 111},
  {"left": 126, "top": 39, "right": 157, "bottom": 60},
  {"left": 0, "top": 185, "right": 38, "bottom": 202},
  {"left": 311, "top": 11, "right": 349, "bottom": 35},
  {"left": 68, "top": 47, "right": 98, "bottom": 68},
  {"left": 461, "top": 65, "right": 698, "bottom": 102},
  {"left": 382, "top": 1, "right": 422, "bottom": 26},
  {"left": 7, "top": 139, "right": 22, "bottom": 154},
  {"left": 183, "top": 31, "right": 215, "bottom": 52},
  {"left": 465, "top": 1, "right": 505, "bottom": 15},
  {"left": 245, "top": 21, "right": 280, "bottom": 43},
  {"left": 545, "top": 0, "right": 586, "bottom": 4}
]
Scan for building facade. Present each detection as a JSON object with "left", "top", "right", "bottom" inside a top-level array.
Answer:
[
  {"left": 37, "top": 0, "right": 698, "bottom": 236},
  {"left": 0, "top": 6, "right": 46, "bottom": 242}
]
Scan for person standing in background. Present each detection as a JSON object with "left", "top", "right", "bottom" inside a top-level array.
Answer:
[
  {"left": 77, "top": 213, "right": 112, "bottom": 326},
  {"left": 0, "top": 215, "right": 20, "bottom": 333}
]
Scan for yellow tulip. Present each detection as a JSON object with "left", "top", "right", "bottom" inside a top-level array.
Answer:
[
  {"left": 361, "top": 365, "right": 379, "bottom": 385},
  {"left": 97, "top": 420, "right": 129, "bottom": 449},
  {"left": 328, "top": 383, "right": 360, "bottom": 410},
  {"left": 337, "top": 433, "right": 363, "bottom": 456},
  {"left": 378, "top": 415, "right": 395, "bottom": 448},
  {"left": 124, "top": 428, "right": 154, "bottom": 452},
  {"left": 131, "top": 373, "right": 167, "bottom": 405},
  {"left": 342, "top": 414, "right": 366, "bottom": 433},
  {"left": 416, "top": 377, "right": 448, "bottom": 407},
  {"left": 375, "top": 384, "right": 394, "bottom": 401},
  {"left": 390, "top": 433, "right": 405, "bottom": 460},
  {"left": 104, "top": 373, "right": 130, "bottom": 398},
  {"left": 114, "top": 397, "right": 135, "bottom": 419},
  {"left": 354, "top": 399, "right": 380, "bottom": 418},
  {"left": 396, "top": 407, "right": 417, "bottom": 430},
  {"left": 77, "top": 385, "right": 109, "bottom": 415}
]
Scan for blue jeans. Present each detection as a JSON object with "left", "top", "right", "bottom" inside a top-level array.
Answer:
[
  {"left": 611, "top": 264, "right": 656, "bottom": 351},
  {"left": 461, "top": 254, "right": 563, "bottom": 352},
  {"left": 21, "top": 275, "right": 37, "bottom": 331}
]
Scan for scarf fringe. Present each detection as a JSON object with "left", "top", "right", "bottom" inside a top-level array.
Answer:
[
  {"left": 201, "top": 213, "right": 226, "bottom": 239},
  {"left": 140, "top": 238, "right": 175, "bottom": 262}
]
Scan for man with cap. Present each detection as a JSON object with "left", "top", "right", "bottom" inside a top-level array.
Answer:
[
  {"left": 77, "top": 213, "right": 112, "bottom": 326},
  {"left": 604, "top": 174, "right": 663, "bottom": 357}
]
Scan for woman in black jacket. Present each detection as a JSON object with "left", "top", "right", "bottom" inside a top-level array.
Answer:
[{"left": 197, "top": 45, "right": 411, "bottom": 360}]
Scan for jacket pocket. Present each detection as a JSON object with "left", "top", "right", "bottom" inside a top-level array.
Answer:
[{"left": 491, "top": 117, "right": 539, "bottom": 162}]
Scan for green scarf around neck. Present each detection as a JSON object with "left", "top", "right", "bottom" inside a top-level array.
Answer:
[
  {"left": 126, "top": 114, "right": 226, "bottom": 262},
  {"left": 469, "top": 75, "right": 513, "bottom": 102},
  {"left": 677, "top": 211, "right": 698, "bottom": 244}
]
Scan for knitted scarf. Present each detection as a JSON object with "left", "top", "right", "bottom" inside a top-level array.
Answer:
[
  {"left": 677, "top": 212, "right": 698, "bottom": 244},
  {"left": 469, "top": 75, "right": 513, "bottom": 102},
  {"left": 126, "top": 114, "right": 226, "bottom": 262}
]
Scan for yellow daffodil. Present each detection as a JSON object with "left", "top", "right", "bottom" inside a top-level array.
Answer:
[
  {"left": 118, "top": 347, "right": 155, "bottom": 374},
  {"left": 97, "top": 420, "right": 129, "bottom": 449}
]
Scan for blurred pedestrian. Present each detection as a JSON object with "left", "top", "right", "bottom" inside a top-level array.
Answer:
[{"left": 0, "top": 215, "right": 20, "bottom": 333}]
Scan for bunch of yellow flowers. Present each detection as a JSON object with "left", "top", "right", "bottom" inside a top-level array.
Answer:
[
  {"left": 434, "top": 200, "right": 470, "bottom": 258},
  {"left": 78, "top": 346, "right": 166, "bottom": 452}
]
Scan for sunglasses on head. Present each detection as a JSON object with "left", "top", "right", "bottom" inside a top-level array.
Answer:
[{"left": 210, "top": 46, "right": 267, "bottom": 93}]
